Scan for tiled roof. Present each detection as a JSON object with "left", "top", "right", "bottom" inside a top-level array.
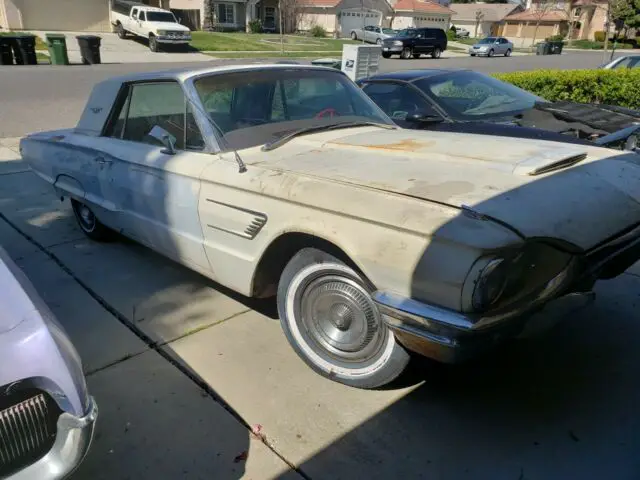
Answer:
[
  {"left": 451, "top": 4, "right": 522, "bottom": 22},
  {"left": 505, "top": 9, "right": 568, "bottom": 21},
  {"left": 393, "top": 0, "right": 454, "bottom": 14},
  {"left": 298, "top": 0, "right": 342, "bottom": 7}
]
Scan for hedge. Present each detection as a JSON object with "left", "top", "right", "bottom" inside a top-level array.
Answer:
[{"left": 493, "top": 69, "right": 640, "bottom": 110}]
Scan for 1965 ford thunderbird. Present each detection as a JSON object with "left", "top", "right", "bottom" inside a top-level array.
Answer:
[{"left": 20, "top": 64, "right": 640, "bottom": 388}]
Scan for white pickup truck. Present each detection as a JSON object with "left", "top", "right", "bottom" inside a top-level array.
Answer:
[{"left": 110, "top": 0, "right": 191, "bottom": 52}]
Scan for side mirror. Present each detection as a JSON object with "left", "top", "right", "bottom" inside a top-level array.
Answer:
[
  {"left": 404, "top": 111, "right": 444, "bottom": 124},
  {"left": 148, "top": 125, "right": 177, "bottom": 155}
]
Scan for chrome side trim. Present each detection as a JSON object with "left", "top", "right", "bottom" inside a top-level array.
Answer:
[
  {"left": 205, "top": 199, "right": 267, "bottom": 240},
  {"left": 11, "top": 397, "right": 97, "bottom": 480}
]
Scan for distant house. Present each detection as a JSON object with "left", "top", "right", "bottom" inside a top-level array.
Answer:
[
  {"left": 502, "top": 0, "right": 612, "bottom": 45},
  {"left": 298, "top": 0, "right": 453, "bottom": 36},
  {"left": 450, "top": 3, "right": 523, "bottom": 38}
]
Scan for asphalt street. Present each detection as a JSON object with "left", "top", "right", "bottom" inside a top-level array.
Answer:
[{"left": 0, "top": 50, "right": 628, "bottom": 138}]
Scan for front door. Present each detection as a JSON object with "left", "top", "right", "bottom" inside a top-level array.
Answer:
[{"left": 99, "top": 80, "right": 213, "bottom": 273}]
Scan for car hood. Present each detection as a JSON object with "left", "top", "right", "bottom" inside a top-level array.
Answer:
[
  {"left": 146, "top": 21, "right": 190, "bottom": 32},
  {"left": 251, "top": 127, "right": 640, "bottom": 251},
  {"left": 0, "top": 247, "right": 39, "bottom": 333}
]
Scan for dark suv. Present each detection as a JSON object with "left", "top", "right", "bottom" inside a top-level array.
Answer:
[{"left": 381, "top": 28, "right": 447, "bottom": 59}]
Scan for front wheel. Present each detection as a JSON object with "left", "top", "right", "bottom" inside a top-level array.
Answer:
[
  {"left": 488, "top": 49, "right": 494, "bottom": 57},
  {"left": 376, "top": 38, "right": 382, "bottom": 45},
  {"left": 400, "top": 47, "right": 412, "bottom": 59},
  {"left": 277, "top": 248, "right": 410, "bottom": 389},
  {"left": 351, "top": 31, "right": 357, "bottom": 40},
  {"left": 505, "top": 48, "right": 512, "bottom": 57},
  {"left": 149, "top": 34, "right": 159, "bottom": 52},
  {"left": 431, "top": 47, "right": 441, "bottom": 59},
  {"left": 71, "top": 199, "right": 113, "bottom": 242}
]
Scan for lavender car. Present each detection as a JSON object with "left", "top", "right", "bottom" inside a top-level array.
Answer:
[{"left": 0, "top": 246, "right": 97, "bottom": 479}]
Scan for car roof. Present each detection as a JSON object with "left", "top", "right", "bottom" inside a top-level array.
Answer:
[
  {"left": 359, "top": 69, "right": 462, "bottom": 82},
  {"left": 100, "top": 64, "right": 342, "bottom": 86}
]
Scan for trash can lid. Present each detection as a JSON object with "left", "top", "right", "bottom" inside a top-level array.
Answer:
[
  {"left": 46, "top": 33, "right": 67, "bottom": 39},
  {"left": 76, "top": 35, "right": 102, "bottom": 40}
]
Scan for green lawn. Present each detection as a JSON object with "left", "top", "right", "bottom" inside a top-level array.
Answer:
[
  {"left": 0, "top": 31, "right": 47, "bottom": 50},
  {"left": 190, "top": 32, "right": 357, "bottom": 52}
]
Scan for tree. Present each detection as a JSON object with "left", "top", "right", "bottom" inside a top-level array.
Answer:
[
  {"left": 611, "top": 0, "right": 640, "bottom": 32},
  {"left": 474, "top": 9, "right": 485, "bottom": 37},
  {"left": 202, "top": 0, "right": 215, "bottom": 31},
  {"left": 530, "top": 0, "right": 560, "bottom": 47}
]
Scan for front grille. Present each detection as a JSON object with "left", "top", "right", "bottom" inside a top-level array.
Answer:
[{"left": 0, "top": 391, "right": 61, "bottom": 477}]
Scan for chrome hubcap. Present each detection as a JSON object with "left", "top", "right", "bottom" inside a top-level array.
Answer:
[
  {"left": 76, "top": 204, "right": 96, "bottom": 231},
  {"left": 297, "top": 274, "right": 384, "bottom": 361}
]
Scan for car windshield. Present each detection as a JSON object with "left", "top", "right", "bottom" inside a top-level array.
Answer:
[
  {"left": 478, "top": 37, "right": 496, "bottom": 44},
  {"left": 147, "top": 11, "right": 177, "bottom": 22},
  {"left": 415, "top": 71, "right": 545, "bottom": 120},
  {"left": 193, "top": 68, "right": 394, "bottom": 150},
  {"left": 397, "top": 29, "right": 417, "bottom": 38}
]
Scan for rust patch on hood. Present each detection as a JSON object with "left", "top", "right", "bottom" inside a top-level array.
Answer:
[{"left": 333, "top": 139, "right": 433, "bottom": 152}]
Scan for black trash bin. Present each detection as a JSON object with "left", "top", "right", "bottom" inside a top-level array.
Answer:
[
  {"left": 549, "top": 41, "right": 564, "bottom": 54},
  {"left": 11, "top": 34, "right": 38, "bottom": 65},
  {"left": 76, "top": 35, "right": 102, "bottom": 65},
  {"left": 0, "top": 36, "right": 14, "bottom": 65},
  {"left": 536, "top": 42, "right": 552, "bottom": 55}
]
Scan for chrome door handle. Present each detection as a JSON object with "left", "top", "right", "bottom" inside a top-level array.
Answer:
[{"left": 96, "top": 156, "right": 112, "bottom": 165}]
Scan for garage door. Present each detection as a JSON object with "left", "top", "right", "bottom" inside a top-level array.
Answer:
[
  {"left": 340, "top": 9, "right": 381, "bottom": 37},
  {"left": 17, "top": 0, "right": 111, "bottom": 32}
]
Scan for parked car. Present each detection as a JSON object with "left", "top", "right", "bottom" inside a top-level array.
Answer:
[
  {"left": 600, "top": 54, "right": 640, "bottom": 69},
  {"left": 382, "top": 27, "right": 447, "bottom": 59},
  {"left": 0, "top": 246, "right": 97, "bottom": 479},
  {"left": 20, "top": 64, "right": 640, "bottom": 389},
  {"left": 110, "top": 0, "right": 191, "bottom": 52},
  {"left": 350, "top": 25, "right": 397, "bottom": 44},
  {"left": 469, "top": 36, "right": 513, "bottom": 57},
  {"left": 451, "top": 25, "right": 470, "bottom": 38},
  {"left": 357, "top": 68, "right": 640, "bottom": 152}
]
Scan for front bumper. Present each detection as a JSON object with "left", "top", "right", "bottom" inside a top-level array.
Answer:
[
  {"left": 382, "top": 46, "right": 403, "bottom": 53},
  {"left": 157, "top": 36, "right": 191, "bottom": 44},
  {"left": 469, "top": 49, "right": 489, "bottom": 56},
  {"left": 11, "top": 396, "right": 98, "bottom": 480},
  {"left": 375, "top": 291, "right": 594, "bottom": 363}
]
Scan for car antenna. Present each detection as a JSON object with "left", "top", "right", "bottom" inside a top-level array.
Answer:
[{"left": 187, "top": 97, "right": 247, "bottom": 173}]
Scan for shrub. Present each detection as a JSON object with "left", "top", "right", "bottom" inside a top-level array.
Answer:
[
  {"left": 446, "top": 29, "right": 456, "bottom": 41},
  {"left": 493, "top": 69, "right": 640, "bottom": 110},
  {"left": 594, "top": 30, "right": 605, "bottom": 42},
  {"left": 248, "top": 19, "right": 262, "bottom": 33},
  {"left": 309, "top": 25, "right": 326, "bottom": 38},
  {"left": 545, "top": 34, "right": 565, "bottom": 42}
]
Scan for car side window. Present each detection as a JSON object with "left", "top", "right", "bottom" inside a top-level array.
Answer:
[
  {"left": 361, "top": 82, "right": 432, "bottom": 120},
  {"left": 132, "top": 8, "right": 138, "bottom": 19},
  {"left": 105, "top": 82, "right": 205, "bottom": 151},
  {"left": 139, "top": 11, "right": 146, "bottom": 21},
  {"left": 629, "top": 57, "right": 640, "bottom": 68}
]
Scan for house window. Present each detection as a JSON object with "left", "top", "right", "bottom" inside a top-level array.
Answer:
[
  {"left": 217, "top": 3, "right": 235, "bottom": 24},
  {"left": 573, "top": 7, "right": 581, "bottom": 16}
]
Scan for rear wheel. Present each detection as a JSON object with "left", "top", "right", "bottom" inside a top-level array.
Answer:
[
  {"left": 277, "top": 248, "right": 410, "bottom": 389},
  {"left": 505, "top": 48, "right": 512, "bottom": 57},
  {"left": 400, "top": 47, "right": 412, "bottom": 59},
  {"left": 431, "top": 47, "right": 442, "bottom": 58},
  {"left": 382, "top": 52, "right": 391, "bottom": 58},
  {"left": 116, "top": 23, "right": 127, "bottom": 39},
  {"left": 71, "top": 200, "right": 113, "bottom": 242}
]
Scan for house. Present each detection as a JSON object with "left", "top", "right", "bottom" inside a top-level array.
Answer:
[
  {"left": 449, "top": 3, "right": 523, "bottom": 38},
  {"left": 502, "top": 0, "right": 611, "bottom": 45},
  {"left": 298, "top": 0, "right": 452, "bottom": 37},
  {"left": 0, "top": 0, "right": 170, "bottom": 32}
]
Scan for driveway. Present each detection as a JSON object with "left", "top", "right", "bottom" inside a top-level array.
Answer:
[{"left": 31, "top": 31, "right": 212, "bottom": 64}]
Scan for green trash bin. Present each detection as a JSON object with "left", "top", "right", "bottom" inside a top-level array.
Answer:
[{"left": 45, "top": 33, "right": 69, "bottom": 65}]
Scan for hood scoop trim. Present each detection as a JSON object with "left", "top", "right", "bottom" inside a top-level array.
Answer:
[{"left": 513, "top": 150, "right": 588, "bottom": 176}]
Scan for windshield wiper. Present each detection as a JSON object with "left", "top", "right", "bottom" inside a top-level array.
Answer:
[{"left": 261, "top": 122, "right": 396, "bottom": 152}]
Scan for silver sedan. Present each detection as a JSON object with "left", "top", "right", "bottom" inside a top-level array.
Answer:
[
  {"left": 469, "top": 36, "right": 513, "bottom": 57},
  {"left": 600, "top": 55, "right": 640, "bottom": 69},
  {"left": 351, "top": 26, "right": 397, "bottom": 45}
]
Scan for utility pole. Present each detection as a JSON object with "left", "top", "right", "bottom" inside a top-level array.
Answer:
[
  {"left": 279, "top": 0, "right": 284, "bottom": 54},
  {"left": 602, "top": 0, "right": 611, "bottom": 63}
]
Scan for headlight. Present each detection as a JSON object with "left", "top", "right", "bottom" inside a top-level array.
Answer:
[
  {"left": 157, "top": 30, "right": 167, "bottom": 36},
  {"left": 463, "top": 243, "right": 572, "bottom": 313},
  {"left": 478, "top": 46, "right": 487, "bottom": 51},
  {"left": 393, "top": 41, "right": 403, "bottom": 46}
]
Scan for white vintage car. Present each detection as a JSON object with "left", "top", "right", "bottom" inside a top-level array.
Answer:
[{"left": 20, "top": 64, "right": 640, "bottom": 389}]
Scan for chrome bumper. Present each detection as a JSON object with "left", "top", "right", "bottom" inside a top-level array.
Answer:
[
  {"left": 11, "top": 396, "right": 98, "bottom": 480},
  {"left": 157, "top": 36, "right": 190, "bottom": 43},
  {"left": 374, "top": 291, "right": 595, "bottom": 363}
]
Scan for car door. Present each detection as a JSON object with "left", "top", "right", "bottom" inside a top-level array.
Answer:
[
  {"left": 364, "top": 26, "right": 375, "bottom": 43},
  {"left": 95, "top": 80, "right": 213, "bottom": 273},
  {"left": 129, "top": 8, "right": 142, "bottom": 35},
  {"left": 422, "top": 29, "right": 436, "bottom": 53}
]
